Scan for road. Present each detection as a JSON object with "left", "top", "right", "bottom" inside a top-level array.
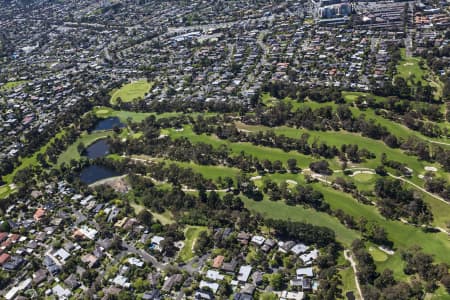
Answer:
[
  {"left": 387, "top": 172, "right": 449, "bottom": 205},
  {"left": 344, "top": 250, "right": 364, "bottom": 300},
  {"left": 122, "top": 241, "right": 166, "bottom": 271}
]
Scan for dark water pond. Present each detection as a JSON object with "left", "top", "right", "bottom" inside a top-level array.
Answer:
[
  {"left": 79, "top": 165, "right": 120, "bottom": 184},
  {"left": 85, "top": 139, "right": 110, "bottom": 159},
  {"left": 94, "top": 117, "right": 125, "bottom": 131}
]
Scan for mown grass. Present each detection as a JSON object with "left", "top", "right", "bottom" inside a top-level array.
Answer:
[
  {"left": 310, "top": 182, "right": 450, "bottom": 266},
  {"left": 57, "top": 131, "right": 110, "bottom": 165},
  {"left": 94, "top": 106, "right": 217, "bottom": 123},
  {"left": 0, "top": 185, "right": 11, "bottom": 199},
  {"left": 241, "top": 195, "right": 360, "bottom": 247},
  {"left": 396, "top": 48, "right": 427, "bottom": 86},
  {"left": 160, "top": 159, "right": 241, "bottom": 181},
  {"left": 110, "top": 80, "right": 153, "bottom": 104},
  {"left": 167, "top": 125, "right": 341, "bottom": 170},
  {"left": 130, "top": 201, "right": 174, "bottom": 225},
  {"left": 234, "top": 122, "right": 437, "bottom": 176},
  {"left": 339, "top": 267, "right": 359, "bottom": 299},
  {"left": 0, "top": 80, "right": 28, "bottom": 91},
  {"left": 2, "top": 129, "right": 68, "bottom": 184},
  {"left": 179, "top": 226, "right": 208, "bottom": 262}
]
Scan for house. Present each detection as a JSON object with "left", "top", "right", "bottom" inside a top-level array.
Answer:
[
  {"left": 53, "top": 248, "right": 70, "bottom": 263},
  {"left": 3, "top": 256, "right": 23, "bottom": 271},
  {"left": 199, "top": 280, "right": 219, "bottom": 294},
  {"left": 291, "top": 243, "right": 308, "bottom": 255},
  {"left": 279, "top": 241, "right": 295, "bottom": 252},
  {"left": 250, "top": 235, "right": 265, "bottom": 247},
  {"left": 221, "top": 260, "right": 237, "bottom": 273},
  {"left": 234, "top": 292, "right": 253, "bottom": 300},
  {"left": 43, "top": 255, "right": 60, "bottom": 275},
  {"left": 240, "top": 283, "right": 255, "bottom": 295},
  {"left": 162, "top": 274, "right": 183, "bottom": 292},
  {"left": 128, "top": 257, "right": 144, "bottom": 267},
  {"left": 111, "top": 275, "right": 130, "bottom": 288},
  {"left": 142, "top": 290, "right": 161, "bottom": 300},
  {"left": 0, "top": 253, "right": 10, "bottom": 265},
  {"left": 276, "top": 291, "right": 305, "bottom": 300},
  {"left": 296, "top": 267, "right": 314, "bottom": 279},
  {"left": 151, "top": 235, "right": 165, "bottom": 252},
  {"left": 251, "top": 271, "right": 263, "bottom": 286},
  {"left": 237, "top": 265, "right": 252, "bottom": 282},
  {"left": 52, "top": 284, "right": 71, "bottom": 299},
  {"left": 237, "top": 232, "right": 251, "bottom": 244},
  {"left": 261, "top": 239, "right": 276, "bottom": 252},
  {"left": 206, "top": 270, "right": 224, "bottom": 281},
  {"left": 64, "top": 274, "right": 80, "bottom": 290},
  {"left": 195, "top": 290, "right": 214, "bottom": 300},
  {"left": 34, "top": 208, "right": 46, "bottom": 222},
  {"left": 81, "top": 254, "right": 100, "bottom": 268},
  {"left": 212, "top": 255, "right": 224, "bottom": 269},
  {"left": 0, "top": 232, "right": 8, "bottom": 243},
  {"left": 32, "top": 269, "right": 47, "bottom": 285},
  {"left": 299, "top": 249, "right": 319, "bottom": 265}
]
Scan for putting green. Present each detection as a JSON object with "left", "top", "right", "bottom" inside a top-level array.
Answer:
[
  {"left": 368, "top": 246, "right": 388, "bottom": 262},
  {"left": 352, "top": 173, "right": 375, "bottom": 183}
]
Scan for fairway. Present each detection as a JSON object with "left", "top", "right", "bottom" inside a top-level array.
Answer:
[
  {"left": 396, "top": 48, "right": 426, "bottom": 86},
  {"left": 241, "top": 195, "right": 360, "bottom": 246},
  {"left": 110, "top": 80, "right": 152, "bottom": 104},
  {"left": 130, "top": 202, "right": 174, "bottom": 225},
  {"left": 179, "top": 226, "right": 208, "bottom": 262},
  {"left": 57, "top": 131, "right": 110, "bottom": 165}
]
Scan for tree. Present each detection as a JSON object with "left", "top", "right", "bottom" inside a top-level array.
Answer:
[
  {"left": 287, "top": 158, "right": 298, "bottom": 173},
  {"left": 270, "top": 272, "right": 284, "bottom": 290},
  {"left": 137, "top": 210, "right": 153, "bottom": 227},
  {"left": 77, "top": 142, "right": 85, "bottom": 154}
]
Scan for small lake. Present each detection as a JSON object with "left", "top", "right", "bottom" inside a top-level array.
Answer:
[
  {"left": 94, "top": 117, "right": 125, "bottom": 131},
  {"left": 85, "top": 139, "right": 110, "bottom": 159},
  {"left": 79, "top": 165, "right": 121, "bottom": 184}
]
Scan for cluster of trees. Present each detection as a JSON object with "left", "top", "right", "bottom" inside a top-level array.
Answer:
[
  {"left": 351, "top": 239, "right": 426, "bottom": 300},
  {"left": 424, "top": 176, "right": 450, "bottom": 201},
  {"left": 265, "top": 219, "right": 336, "bottom": 248},
  {"left": 262, "top": 81, "right": 343, "bottom": 104},
  {"left": 401, "top": 246, "right": 450, "bottom": 293},
  {"left": 334, "top": 211, "right": 391, "bottom": 246},
  {"left": 374, "top": 178, "right": 433, "bottom": 225},
  {"left": 262, "top": 178, "right": 329, "bottom": 211}
]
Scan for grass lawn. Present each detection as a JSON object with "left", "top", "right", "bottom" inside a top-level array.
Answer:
[
  {"left": 2, "top": 129, "right": 68, "bottom": 183},
  {"left": 94, "top": 106, "right": 217, "bottom": 123},
  {"left": 241, "top": 195, "right": 360, "bottom": 247},
  {"left": 57, "top": 131, "right": 110, "bottom": 165},
  {"left": 339, "top": 267, "right": 359, "bottom": 299},
  {"left": 179, "top": 226, "right": 208, "bottom": 262},
  {"left": 396, "top": 48, "right": 427, "bottom": 86},
  {"left": 0, "top": 185, "right": 12, "bottom": 199},
  {"left": 310, "top": 182, "right": 450, "bottom": 267},
  {"left": 167, "top": 125, "right": 341, "bottom": 170},
  {"left": 396, "top": 48, "right": 443, "bottom": 99},
  {"left": 110, "top": 80, "right": 153, "bottom": 104},
  {"left": 0, "top": 80, "right": 28, "bottom": 91},
  {"left": 367, "top": 244, "right": 388, "bottom": 262},
  {"left": 160, "top": 159, "right": 241, "bottom": 181},
  {"left": 130, "top": 202, "right": 174, "bottom": 225},
  {"left": 234, "top": 122, "right": 433, "bottom": 174}
]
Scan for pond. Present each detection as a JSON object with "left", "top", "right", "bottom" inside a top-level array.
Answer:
[
  {"left": 79, "top": 165, "right": 121, "bottom": 184},
  {"left": 94, "top": 117, "right": 125, "bottom": 131},
  {"left": 84, "top": 139, "right": 110, "bottom": 159}
]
